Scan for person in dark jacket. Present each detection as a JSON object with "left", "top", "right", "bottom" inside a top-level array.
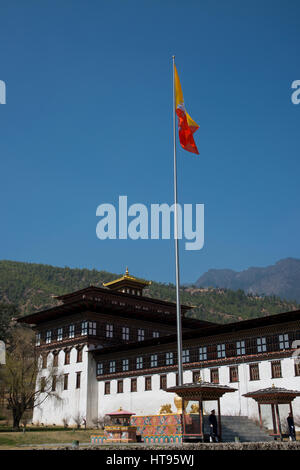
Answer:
[
  {"left": 287, "top": 413, "right": 296, "bottom": 441},
  {"left": 209, "top": 409, "right": 218, "bottom": 442}
]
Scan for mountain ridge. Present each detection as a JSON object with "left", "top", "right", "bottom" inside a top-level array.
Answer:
[{"left": 195, "top": 257, "right": 300, "bottom": 302}]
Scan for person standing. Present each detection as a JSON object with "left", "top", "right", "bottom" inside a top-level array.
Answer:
[
  {"left": 287, "top": 413, "right": 296, "bottom": 441},
  {"left": 209, "top": 409, "right": 218, "bottom": 442}
]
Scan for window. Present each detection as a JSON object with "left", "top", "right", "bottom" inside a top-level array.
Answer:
[
  {"left": 81, "top": 322, "right": 88, "bottom": 336},
  {"left": 46, "top": 330, "right": 52, "bottom": 344},
  {"left": 166, "top": 352, "right": 174, "bottom": 365},
  {"left": 89, "top": 322, "right": 97, "bottom": 335},
  {"left": 122, "top": 327, "right": 130, "bottom": 341},
  {"left": 117, "top": 380, "right": 123, "bottom": 393},
  {"left": 69, "top": 324, "right": 75, "bottom": 338},
  {"left": 217, "top": 344, "right": 226, "bottom": 358},
  {"left": 236, "top": 341, "right": 245, "bottom": 355},
  {"left": 145, "top": 376, "right": 152, "bottom": 391},
  {"left": 182, "top": 349, "right": 190, "bottom": 364},
  {"left": 249, "top": 363, "right": 260, "bottom": 381},
  {"left": 122, "top": 359, "right": 129, "bottom": 372},
  {"left": 257, "top": 337, "right": 267, "bottom": 353},
  {"left": 199, "top": 347, "right": 207, "bottom": 361},
  {"left": 35, "top": 333, "right": 41, "bottom": 346},
  {"left": 229, "top": 366, "right": 239, "bottom": 383},
  {"left": 77, "top": 348, "right": 83, "bottom": 363},
  {"left": 52, "top": 376, "right": 56, "bottom": 392},
  {"left": 109, "top": 361, "right": 116, "bottom": 373},
  {"left": 295, "top": 362, "right": 300, "bottom": 377},
  {"left": 53, "top": 352, "right": 58, "bottom": 367},
  {"left": 97, "top": 362, "right": 103, "bottom": 375},
  {"left": 64, "top": 350, "right": 70, "bottom": 365},
  {"left": 153, "top": 331, "right": 160, "bottom": 338},
  {"left": 76, "top": 372, "right": 81, "bottom": 389},
  {"left": 150, "top": 354, "right": 158, "bottom": 367},
  {"left": 40, "top": 377, "right": 46, "bottom": 392},
  {"left": 131, "top": 378, "right": 137, "bottom": 392},
  {"left": 160, "top": 375, "right": 167, "bottom": 390},
  {"left": 104, "top": 381, "right": 110, "bottom": 395},
  {"left": 193, "top": 371, "right": 200, "bottom": 383},
  {"left": 106, "top": 324, "right": 113, "bottom": 338},
  {"left": 42, "top": 354, "right": 47, "bottom": 369},
  {"left": 136, "top": 357, "right": 143, "bottom": 369},
  {"left": 138, "top": 329, "right": 145, "bottom": 341},
  {"left": 279, "top": 334, "right": 289, "bottom": 350},
  {"left": 271, "top": 361, "right": 282, "bottom": 379},
  {"left": 57, "top": 328, "right": 63, "bottom": 341},
  {"left": 63, "top": 374, "right": 69, "bottom": 390},
  {"left": 210, "top": 368, "right": 219, "bottom": 384}
]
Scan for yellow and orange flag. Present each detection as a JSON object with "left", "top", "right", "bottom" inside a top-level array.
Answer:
[{"left": 174, "top": 64, "right": 199, "bottom": 154}]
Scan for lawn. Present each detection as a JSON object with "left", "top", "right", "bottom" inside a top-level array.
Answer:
[{"left": 0, "top": 429, "right": 100, "bottom": 449}]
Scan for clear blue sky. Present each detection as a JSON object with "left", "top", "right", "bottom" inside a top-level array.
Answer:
[{"left": 1, "top": 0, "right": 300, "bottom": 284}]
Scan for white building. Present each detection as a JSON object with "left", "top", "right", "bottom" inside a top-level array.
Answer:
[{"left": 18, "top": 269, "right": 300, "bottom": 431}]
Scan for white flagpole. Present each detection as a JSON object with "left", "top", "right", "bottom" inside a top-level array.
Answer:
[{"left": 172, "top": 55, "right": 183, "bottom": 386}]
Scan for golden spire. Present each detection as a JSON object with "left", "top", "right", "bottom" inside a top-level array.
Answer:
[{"left": 125, "top": 267, "right": 129, "bottom": 276}]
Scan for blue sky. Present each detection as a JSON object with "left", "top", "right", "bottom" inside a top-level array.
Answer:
[{"left": 1, "top": 0, "right": 300, "bottom": 284}]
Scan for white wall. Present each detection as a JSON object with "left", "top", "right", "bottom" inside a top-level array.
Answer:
[
  {"left": 33, "top": 345, "right": 97, "bottom": 427},
  {"left": 97, "top": 357, "right": 300, "bottom": 430}
]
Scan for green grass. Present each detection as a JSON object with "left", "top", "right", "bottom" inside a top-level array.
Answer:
[{"left": 0, "top": 429, "right": 102, "bottom": 448}]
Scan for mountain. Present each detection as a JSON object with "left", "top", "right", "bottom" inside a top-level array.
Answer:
[
  {"left": 0, "top": 260, "right": 299, "bottom": 326},
  {"left": 195, "top": 258, "right": 300, "bottom": 302}
]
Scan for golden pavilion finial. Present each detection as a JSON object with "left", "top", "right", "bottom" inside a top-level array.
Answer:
[
  {"left": 272, "top": 383, "right": 275, "bottom": 388},
  {"left": 125, "top": 267, "right": 129, "bottom": 276},
  {"left": 119, "top": 406, "right": 123, "bottom": 411}
]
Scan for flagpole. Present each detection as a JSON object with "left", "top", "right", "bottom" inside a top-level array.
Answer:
[{"left": 172, "top": 55, "right": 183, "bottom": 387}]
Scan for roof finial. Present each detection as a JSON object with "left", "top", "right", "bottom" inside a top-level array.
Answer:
[
  {"left": 125, "top": 267, "right": 129, "bottom": 276},
  {"left": 272, "top": 383, "right": 275, "bottom": 388}
]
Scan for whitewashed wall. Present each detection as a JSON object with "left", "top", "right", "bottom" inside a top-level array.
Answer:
[
  {"left": 98, "top": 357, "right": 300, "bottom": 430},
  {"left": 33, "top": 353, "right": 299, "bottom": 430},
  {"left": 33, "top": 345, "right": 97, "bottom": 427}
]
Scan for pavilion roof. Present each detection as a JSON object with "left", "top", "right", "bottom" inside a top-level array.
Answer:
[
  {"left": 105, "top": 407, "right": 135, "bottom": 417},
  {"left": 243, "top": 386, "right": 300, "bottom": 403},
  {"left": 166, "top": 381, "right": 237, "bottom": 401}
]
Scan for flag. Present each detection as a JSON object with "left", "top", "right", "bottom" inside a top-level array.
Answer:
[{"left": 174, "top": 64, "right": 199, "bottom": 154}]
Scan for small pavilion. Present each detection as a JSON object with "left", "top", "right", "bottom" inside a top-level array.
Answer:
[
  {"left": 243, "top": 386, "right": 300, "bottom": 440},
  {"left": 167, "top": 380, "right": 237, "bottom": 441}
]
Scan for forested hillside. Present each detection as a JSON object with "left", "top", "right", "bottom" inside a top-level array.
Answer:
[{"left": 0, "top": 260, "right": 299, "bottom": 325}]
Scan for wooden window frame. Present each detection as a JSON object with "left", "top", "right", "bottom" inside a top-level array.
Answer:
[
  {"left": 76, "top": 371, "right": 81, "bottom": 389},
  {"left": 117, "top": 380, "right": 123, "bottom": 394},
  {"left": 104, "top": 381, "right": 110, "bottom": 395},
  {"left": 145, "top": 376, "right": 152, "bottom": 391},
  {"left": 131, "top": 378, "right": 137, "bottom": 393},
  {"left": 249, "top": 363, "right": 260, "bottom": 381}
]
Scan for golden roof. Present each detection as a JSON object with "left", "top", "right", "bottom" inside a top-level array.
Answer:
[{"left": 103, "top": 267, "right": 151, "bottom": 289}]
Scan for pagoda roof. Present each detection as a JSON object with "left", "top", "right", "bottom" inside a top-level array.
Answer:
[
  {"left": 243, "top": 386, "right": 300, "bottom": 403},
  {"left": 166, "top": 381, "right": 237, "bottom": 401},
  {"left": 105, "top": 407, "right": 135, "bottom": 417},
  {"left": 103, "top": 267, "right": 150, "bottom": 290},
  {"left": 17, "top": 285, "right": 211, "bottom": 330}
]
